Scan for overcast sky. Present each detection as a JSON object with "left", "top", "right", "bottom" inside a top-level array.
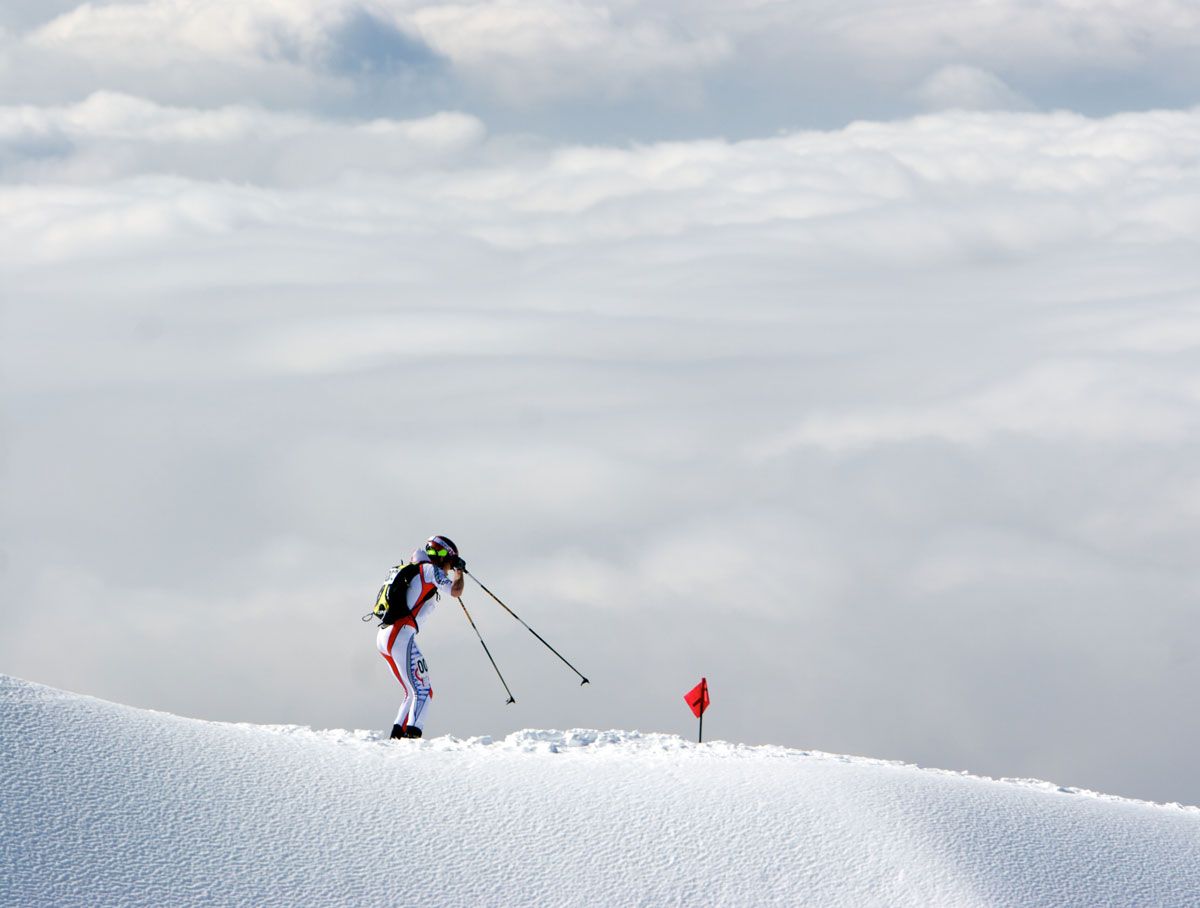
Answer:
[{"left": 3, "top": 0, "right": 1200, "bottom": 806}]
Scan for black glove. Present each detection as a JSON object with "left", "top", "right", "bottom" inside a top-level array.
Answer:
[{"left": 451, "top": 555, "right": 467, "bottom": 571}]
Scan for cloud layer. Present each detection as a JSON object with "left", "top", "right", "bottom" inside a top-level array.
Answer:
[
  {"left": 4, "top": 1, "right": 1200, "bottom": 808},
  {"left": 4, "top": 0, "right": 1199, "bottom": 132}
]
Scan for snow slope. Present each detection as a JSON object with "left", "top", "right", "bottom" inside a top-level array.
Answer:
[{"left": 3, "top": 674, "right": 1199, "bottom": 907}]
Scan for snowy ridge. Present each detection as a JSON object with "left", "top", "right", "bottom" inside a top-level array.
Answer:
[
  {"left": 3, "top": 674, "right": 1200, "bottom": 907},
  {"left": 259, "top": 723, "right": 1200, "bottom": 813}
]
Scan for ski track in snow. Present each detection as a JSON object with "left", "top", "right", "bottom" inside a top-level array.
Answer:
[{"left": 3, "top": 674, "right": 1200, "bottom": 907}]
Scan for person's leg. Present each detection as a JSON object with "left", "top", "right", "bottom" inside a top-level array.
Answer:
[
  {"left": 377, "top": 623, "right": 416, "bottom": 737},
  {"left": 403, "top": 634, "right": 432, "bottom": 736}
]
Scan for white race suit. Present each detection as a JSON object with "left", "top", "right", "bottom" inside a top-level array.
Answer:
[{"left": 375, "top": 551, "right": 456, "bottom": 735}]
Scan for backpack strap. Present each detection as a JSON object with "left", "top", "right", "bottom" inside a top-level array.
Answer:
[{"left": 379, "top": 562, "right": 446, "bottom": 630}]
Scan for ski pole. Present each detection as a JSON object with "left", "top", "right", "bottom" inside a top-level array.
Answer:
[
  {"left": 465, "top": 570, "right": 590, "bottom": 686},
  {"left": 458, "top": 595, "right": 516, "bottom": 705}
]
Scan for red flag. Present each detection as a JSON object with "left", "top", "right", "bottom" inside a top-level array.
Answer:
[{"left": 684, "top": 678, "right": 710, "bottom": 718}]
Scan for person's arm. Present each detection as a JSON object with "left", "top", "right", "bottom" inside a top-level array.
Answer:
[{"left": 429, "top": 562, "right": 465, "bottom": 599}]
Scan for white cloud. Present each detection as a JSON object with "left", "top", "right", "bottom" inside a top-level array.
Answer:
[
  {"left": 912, "top": 64, "right": 1034, "bottom": 112},
  {"left": 3, "top": 102, "right": 1198, "bottom": 288},
  {"left": 24, "top": 0, "right": 730, "bottom": 105},
  {"left": 408, "top": 0, "right": 731, "bottom": 103},
  {"left": 7, "top": 0, "right": 1200, "bottom": 125},
  {"left": 29, "top": 0, "right": 347, "bottom": 67},
  {"left": 820, "top": 0, "right": 1200, "bottom": 69},
  {"left": 4, "top": 102, "right": 1196, "bottom": 300},
  {"left": 0, "top": 91, "right": 485, "bottom": 185},
  {"left": 756, "top": 360, "right": 1200, "bottom": 455}
]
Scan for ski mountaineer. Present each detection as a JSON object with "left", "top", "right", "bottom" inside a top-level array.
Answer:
[{"left": 375, "top": 535, "right": 465, "bottom": 740}]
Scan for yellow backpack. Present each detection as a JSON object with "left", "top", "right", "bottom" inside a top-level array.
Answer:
[{"left": 365, "top": 562, "right": 421, "bottom": 627}]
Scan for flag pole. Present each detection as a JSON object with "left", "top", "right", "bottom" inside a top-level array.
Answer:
[{"left": 684, "top": 676, "right": 709, "bottom": 745}]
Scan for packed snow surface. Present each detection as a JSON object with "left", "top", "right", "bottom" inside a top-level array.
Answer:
[{"left": 3, "top": 675, "right": 1200, "bottom": 907}]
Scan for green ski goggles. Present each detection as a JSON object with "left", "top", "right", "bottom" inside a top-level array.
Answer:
[{"left": 426, "top": 546, "right": 450, "bottom": 558}]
